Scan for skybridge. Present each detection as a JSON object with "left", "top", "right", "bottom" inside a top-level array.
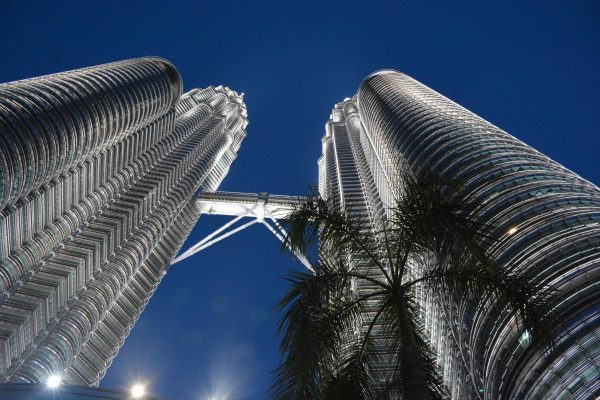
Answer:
[{"left": 171, "top": 191, "right": 313, "bottom": 270}]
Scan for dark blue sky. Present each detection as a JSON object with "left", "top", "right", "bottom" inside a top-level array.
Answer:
[{"left": 1, "top": 1, "right": 599, "bottom": 399}]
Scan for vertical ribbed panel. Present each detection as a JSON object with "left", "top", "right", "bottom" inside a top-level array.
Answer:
[
  {"left": 319, "top": 99, "right": 395, "bottom": 387},
  {"left": 349, "top": 70, "right": 600, "bottom": 399},
  {"left": 0, "top": 59, "right": 247, "bottom": 386}
]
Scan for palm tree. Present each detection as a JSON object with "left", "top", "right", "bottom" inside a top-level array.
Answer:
[{"left": 269, "top": 170, "right": 556, "bottom": 400}]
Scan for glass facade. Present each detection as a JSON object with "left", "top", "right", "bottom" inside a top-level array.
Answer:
[
  {"left": 0, "top": 58, "right": 247, "bottom": 386},
  {"left": 319, "top": 70, "right": 600, "bottom": 399}
]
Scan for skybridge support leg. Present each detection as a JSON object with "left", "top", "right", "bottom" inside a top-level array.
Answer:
[
  {"left": 172, "top": 218, "right": 260, "bottom": 264},
  {"left": 260, "top": 214, "right": 314, "bottom": 272},
  {"left": 171, "top": 200, "right": 314, "bottom": 271}
]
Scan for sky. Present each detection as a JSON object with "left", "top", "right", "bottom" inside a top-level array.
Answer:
[{"left": 1, "top": 1, "right": 599, "bottom": 399}]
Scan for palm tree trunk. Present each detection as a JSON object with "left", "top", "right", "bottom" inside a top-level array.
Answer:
[{"left": 394, "top": 294, "right": 432, "bottom": 400}]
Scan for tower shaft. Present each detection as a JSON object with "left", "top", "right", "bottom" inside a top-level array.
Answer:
[
  {"left": 0, "top": 58, "right": 247, "bottom": 385},
  {"left": 320, "top": 71, "right": 600, "bottom": 399}
]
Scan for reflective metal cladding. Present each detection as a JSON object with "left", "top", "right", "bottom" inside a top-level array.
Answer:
[
  {"left": 320, "top": 70, "right": 600, "bottom": 399},
  {"left": 0, "top": 58, "right": 247, "bottom": 385}
]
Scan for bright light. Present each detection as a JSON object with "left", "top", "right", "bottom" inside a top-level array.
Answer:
[
  {"left": 507, "top": 226, "right": 518, "bottom": 235},
  {"left": 47, "top": 374, "right": 62, "bottom": 388},
  {"left": 519, "top": 330, "right": 532, "bottom": 348},
  {"left": 131, "top": 383, "right": 146, "bottom": 399}
]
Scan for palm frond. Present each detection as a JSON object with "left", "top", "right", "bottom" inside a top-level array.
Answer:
[
  {"left": 413, "top": 250, "right": 558, "bottom": 348},
  {"left": 398, "top": 168, "right": 559, "bottom": 345},
  {"left": 282, "top": 190, "right": 391, "bottom": 284},
  {"left": 270, "top": 257, "right": 382, "bottom": 400},
  {"left": 392, "top": 169, "right": 492, "bottom": 264},
  {"left": 321, "top": 338, "right": 377, "bottom": 400},
  {"left": 269, "top": 269, "right": 344, "bottom": 399}
]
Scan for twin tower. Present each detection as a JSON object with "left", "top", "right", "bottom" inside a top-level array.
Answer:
[{"left": 0, "top": 58, "right": 598, "bottom": 399}]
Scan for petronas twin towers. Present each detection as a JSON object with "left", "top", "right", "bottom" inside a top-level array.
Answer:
[{"left": 0, "top": 58, "right": 598, "bottom": 399}]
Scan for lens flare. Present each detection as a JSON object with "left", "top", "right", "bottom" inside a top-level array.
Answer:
[{"left": 131, "top": 383, "right": 146, "bottom": 398}]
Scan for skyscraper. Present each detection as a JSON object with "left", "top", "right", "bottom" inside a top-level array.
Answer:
[
  {"left": 319, "top": 70, "right": 600, "bottom": 399},
  {"left": 0, "top": 58, "right": 247, "bottom": 386}
]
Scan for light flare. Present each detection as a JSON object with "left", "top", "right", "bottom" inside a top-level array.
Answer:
[{"left": 47, "top": 374, "right": 62, "bottom": 389}]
